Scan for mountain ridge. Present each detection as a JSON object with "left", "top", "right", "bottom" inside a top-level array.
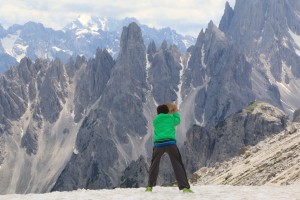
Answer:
[
  {"left": 0, "top": 15, "right": 196, "bottom": 73},
  {"left": 191, "top": 121, "right": 300, "bottom": 186}
]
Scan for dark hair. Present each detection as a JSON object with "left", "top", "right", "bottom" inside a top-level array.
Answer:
[{"left": 157, "top": 104, "right": 169, "bottom": 114}]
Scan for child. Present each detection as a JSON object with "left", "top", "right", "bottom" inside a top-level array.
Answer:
[{"left": 145, "top": 103, "right": 193, "bottom": 193}]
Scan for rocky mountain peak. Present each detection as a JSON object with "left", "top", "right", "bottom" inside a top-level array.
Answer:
[
  {"left": 194, "top": 20, "right": 228, "bottom": 49},
  {"left": 65, "top": 14, "right": 101, "bottom": 31},
  {"left": 147, "top": 40, "right": 157, "bottom": 55},
  {"left": 219, "top": 2, "right": 234, "bottom": 33},
  {"left": 206, "top": 21, "right": 227, "bottom": 43},
  {"left": 160, "top": 40, "right": 168, "bottom": 50},
  {"left": 119, "top": 22, "right": 144, "bottom": 57}
]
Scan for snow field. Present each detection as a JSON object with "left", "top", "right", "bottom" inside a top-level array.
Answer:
[{"left": 0, "top": 184, "right": 299, "bottom": 200}]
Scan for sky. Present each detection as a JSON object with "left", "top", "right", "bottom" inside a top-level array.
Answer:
[{"left": 0, "top": 0, "right": 236, "bottom": 37}]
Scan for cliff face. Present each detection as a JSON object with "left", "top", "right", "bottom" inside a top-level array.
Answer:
[
  {"left": 120, "top": 101, "right": 289, "bottom": 187},
  {"left": 182, "top": 101, "right": 288, "bottom": 176},
  {"left": 191, "top": 121, "right": 300, "bottom": 186},
  {"left": 219, "top": 0, "right": 300, "bottom": 115}
]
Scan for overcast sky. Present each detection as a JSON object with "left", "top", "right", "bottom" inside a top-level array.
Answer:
[{"left": 0, "top": 0, "right": 235, "bottom": 37}]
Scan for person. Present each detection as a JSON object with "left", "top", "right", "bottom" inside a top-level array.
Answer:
[{"left": 145, "top": 103, "right": 193, "bottom": 193}]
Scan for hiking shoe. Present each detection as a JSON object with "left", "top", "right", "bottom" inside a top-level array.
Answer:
[
  {"left": 145, "top": 186, "right": 152, "bottom": 192},
  {"left": 182, "top": 188, "right": 193, "bottom": 193}
]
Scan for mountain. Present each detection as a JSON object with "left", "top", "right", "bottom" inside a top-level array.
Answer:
[
  {"left": 179, "top": 21, "right": 254, "bottom": 128},
  {"left": 114, "top": 0, "right": 300, "bottom": 189},
  {"left": 1, "top": 0, "right": 300, "bottom": 195},
  {"left": 182, "top": 101, "right": 288, "bottom": 177},
  {"left": 0, "top": 19, "right": 254, "bottom": 193},
  {"left": 219, "top": 0, "right": 300, "bottom": 116},
  {"left": 52, "top": 22, "right": 149, "bottom": 191},
  {"left": 119, "top": 101, "right": 289, "bottom": 188},
  {"left": 0, "top": 15, "right": 195, "bottom": 73},
  {"left": 191, "top": 118, "right": 300, "bottom": 186}
]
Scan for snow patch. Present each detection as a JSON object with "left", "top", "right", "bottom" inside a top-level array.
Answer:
[
  {"left": 99, "top": 17, "right": 108, "bottom": 31},
  {"left": 282, "top": 37, "right": 289, "bottom": 48},
  {"left": 182, "top": 39, "right": 190, "bottom": 48},
  {"left": 1, "top": 31, "right": 20, "bottom": 57},
  {"left": 176, "top": 53, "right": 190, "bottom": 108},
  {"left": 201, "top": 45, "right": 207, "bottom": 69},
  {"left": 277, "top": 79, "right": 300, "bottom": 115},
  {"left": 75, "top": 29, "right": 99, "bottom": 37},
  {"left": 295, "top": 11, "right": 300, "bottom": 19},
  {"left": 288, "top": 29, "right": 300, "bottom": 56},
  {"left": 14, "top": 43, "right": 28, "bottom": 62},
  {"left": 52, "top": 46, "right": 64, "bottom": 52},
  {"left": 1, "top": 185, "right": 300, "bottom": 200},
  {"left": 106, "top": 48, "right": 116, "bottom": 57},
  {"left": 73, "top": 147, "right": 79, "bottom": 155},
  {"left": 78, "top": 14, "right": 92, "bottom": 27},
  {"left": 254, "top": 36, "right": 263, "bottom": 45}
]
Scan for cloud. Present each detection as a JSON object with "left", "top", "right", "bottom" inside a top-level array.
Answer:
[{"left": 0, "top": 0, "right": 236, "bottom": 36}]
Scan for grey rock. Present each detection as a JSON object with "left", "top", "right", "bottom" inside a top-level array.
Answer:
[
  {"left": 0, "top": 24, "right": 5, "bottom": 37},
  {"left": 39, "top": 59, "right": 67, "bottom": 123},
  {"left": 53, "top": 22, "right": 149, "bottom": 191},
  {"left": 21, "top": 125, "right": 39, "bottom": 155},
  {"left": 0, "top": 54, "right": 17, "bottom": 73},
  {"left": 147, "top": 40, "right": 157, "bottom": 55},
  {"left": 74, "top": 48, "right": 114, "bottom": 122},
  {"left": 293, "top": 109, "right": 300, "bottom": 122},
  {"left": 182, "top": 101, "right": 288, "bottom": 174},
  {"left": 219, "top": 2, "right": 234, "bottom": 34},
  {"left": 219, "top": 0, "right": 300, "bottom": 114},
  {"left": 183, "top": 21, "right": 255, "bottom": 127},
  {"left": 148, "top": 41, "right": 181, "bottom": 104},
  {"left": 52, "top": 109, "right": 118, "bottom": 191},
  {"left": 120, "top": 156, "right": 148, "bottom": 188}
]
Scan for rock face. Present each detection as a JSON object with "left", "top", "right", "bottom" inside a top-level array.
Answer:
[
  {"left": 191, "top": 121, "right": 300, "bottom": 186},
  {"left": 116, "top": 100, "right": 283, "bottom": 188},
  {"left": 52, "top": 22, "right": 148, "bottom": 191},
  {"left": 219, "top": 0, "right": 300, "bottom": 115},
  {"left": 293, "top": 109, "right": 300, "bottom": 122},
  {"left": 182, "top": 101, "right": 288, "bottom": 176},
  {"left": 147, "top": 41, "right": 181, "bottom": 104},
  {"left": 120, "top": 102, "right": 288, "bottom": 187},
  {"left": 73, "top": 49, "right": 115, "bottom": 122},
  {"left": 119, "top": 156, "right": 148, "bottom": 188},
  {"left": 180, "top": 21, "right": 254, "bottom": 128},
  {"left": 0, "top": 42, "right": 115, "bottom": 193}
]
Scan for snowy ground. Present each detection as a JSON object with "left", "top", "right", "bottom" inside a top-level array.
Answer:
[{"left": 0, "top": 185, "right": 300, "bottom": 200}]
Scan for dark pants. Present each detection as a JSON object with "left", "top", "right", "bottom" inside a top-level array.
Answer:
[{"left": 147, "top": 145, "right": 190, "bottom": 190}]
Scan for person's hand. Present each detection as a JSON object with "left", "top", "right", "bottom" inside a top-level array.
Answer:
[{"left": 166, "top": 103, "right": 178, "bottom": 114}]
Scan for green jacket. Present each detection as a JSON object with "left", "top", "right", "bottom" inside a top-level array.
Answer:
[{"left": 153, "top": 112, "right": 180, "bottom": 143}]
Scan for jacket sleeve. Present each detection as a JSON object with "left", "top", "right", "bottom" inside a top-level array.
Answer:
[{"left": 173, "top": 112, "right": 180, "bottom": 126}]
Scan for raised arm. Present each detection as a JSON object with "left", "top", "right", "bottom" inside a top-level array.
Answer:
[{"left": 173, "top": 112, "right": 180, "bottom": 126}]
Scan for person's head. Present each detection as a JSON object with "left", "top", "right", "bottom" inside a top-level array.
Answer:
[{"left": 157, "top": 104, "right": 169, "bottom": 115}]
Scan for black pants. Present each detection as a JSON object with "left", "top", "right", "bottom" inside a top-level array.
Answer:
[{"left": 147, "top": 145, "right": 190, "bottom": 190}]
